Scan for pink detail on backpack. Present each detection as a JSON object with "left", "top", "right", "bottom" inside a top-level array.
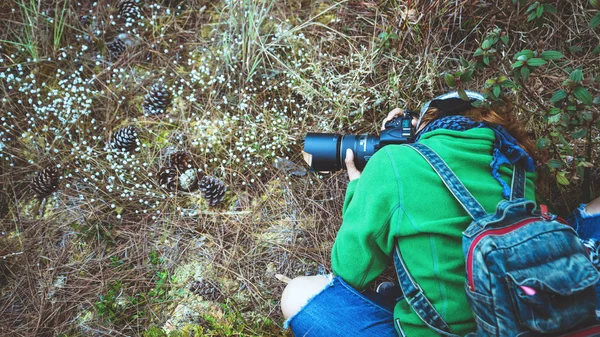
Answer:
[{"left": 520, "top": 285, "right": 536, "bottom": 296}]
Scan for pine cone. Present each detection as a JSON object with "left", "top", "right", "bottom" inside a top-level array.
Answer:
[
  {"left": 118, "top": 0, "right": 140, "bottom": 20},
  {"left": 111, "top": 126, "right": 139, "bottom": 152},
  {"left": 106, "top": 38, "right": 126, "bottom": 60},
  {"left": 168, "top": 151, "right": 192, "bottom": 172},
  {"left": 143, "top": 82, "right": 172, "bottom": 116},
  {"left": 179, "top": 169, "right": 199, "bottom": 192},
  {"left": 157, "top": 166, "right": 178, "bottom": 191},
  {"left": 32, "top": 166, "right": 60, "bottom": 198},
  {"left": 189, "top": 279, "right": 221, "bottom": 301},
  {"left": 198, "top": 176, "right": 227, "bottom": 207}
]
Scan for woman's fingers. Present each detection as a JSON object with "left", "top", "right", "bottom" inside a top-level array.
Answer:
[
  {"left": 345, "top": 149, "right": 361, "bottom": 181},
  {"left": 381, "top": 108, "right": 404, "bottom": 131}
]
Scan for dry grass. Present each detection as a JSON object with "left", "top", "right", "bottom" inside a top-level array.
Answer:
[{"left": 0, "top": 0, "right": 598, "bottom": 336}]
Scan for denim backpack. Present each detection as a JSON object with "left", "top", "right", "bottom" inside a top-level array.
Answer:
[{"left": 392, "top": 143, "right": 600, "bottom": 337}]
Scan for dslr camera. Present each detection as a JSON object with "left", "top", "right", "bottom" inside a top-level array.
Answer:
[{"left": 303, "top": 111, "right": 416, "bottom": 172}]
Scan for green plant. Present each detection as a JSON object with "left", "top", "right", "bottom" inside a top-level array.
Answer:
[
  {"left": 443, "top": 21, "right": 599, "bottom": 200},
  {"left": 542, "top": 68, "right": 599, "bottom": 195},
  {"left": 511, "top": 49, "right": 564, "bottom": 82},
  {"left": 524, "top": 2, "right": 556, "bottom": 22},
  {"left": 589, "top": 0, "right": 600, "bottom": 28},
  {"left": 52, "top": 0, "right": 69, "bottom": 50},
  {"left": 94, "top": 281, "right": 125, "bottom": 323}
]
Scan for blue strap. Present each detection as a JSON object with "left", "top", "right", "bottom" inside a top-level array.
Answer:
[
  {"left": 406, "top": 143, "right": 487, "bottom": 221},
  {"left": 510, "top": 164, "right": 526, "bottom": 200},
  {"left": 393, "top": 246, "right": 459, "bottom": 336},
  {"left": 396, "top": 143, "right": 528, "bottom": 335}
]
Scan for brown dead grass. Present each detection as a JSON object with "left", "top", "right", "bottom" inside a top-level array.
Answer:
[{"left": 0, "top": 0, "right": 598, "bottom": 336}]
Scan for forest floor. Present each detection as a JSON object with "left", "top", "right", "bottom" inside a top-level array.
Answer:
[{"left": 1, "top": 0, "right": 599, "bottom": 336}]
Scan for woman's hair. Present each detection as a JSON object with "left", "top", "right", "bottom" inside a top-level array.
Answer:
[{"left": 420, "top": 106, "right": 538, "bottom": 161}]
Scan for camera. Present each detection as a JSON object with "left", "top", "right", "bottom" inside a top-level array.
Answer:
[{"left": 303, "top": 111, "right": 416, "bottom": 172}]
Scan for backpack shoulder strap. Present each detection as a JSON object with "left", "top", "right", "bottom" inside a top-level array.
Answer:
[
  {"left": 509, "top": 161, "right": 526, "bottom": 201},
  {"left": 393, "top": 246, "right": 460, "bottom": 336},
  {"left": 394, "top": 143, "right": 528, "bottom": 335},
  {"left": 406, "top": 143, "right": 487, "bottom": 221}
]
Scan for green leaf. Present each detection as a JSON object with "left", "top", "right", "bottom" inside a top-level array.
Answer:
[
  {"left": 501, "top": 80, "right": 516, "bottom": 88},
  {"left": 457, "top": 88, "right": 469, "bottom": 101},
  {"left": 542, "top": 4, "right": 556, "bottom": 14},
  {"left": 514, "top": 50, "right": 534, "bottom": 60},
  {"left": 474, "top": 48, "right": 484, "bottom": 57},
  {"left": 526, "top": 2, "right": 539, "bottom": 13},
  {"left": 512, "top": 60, "right": 524, "bottom": 68},
  {"left": 460, "top": 69, "right": 474, "bottom": 82},
  {"left": 593, "top": 45, "right": 600, "bottom": 54},
  {"left": 556, "top": 172, "right": 570, "bottom": 186},
  {"left": 483, "top": 55, "right": 490, "bottom": 65},
  {"left": 527, "top": 58, "right": 547, "bottom": 66},
  {"left": 521, "top": 66, "right": 530, "bottom": 81},
  {"left": 536, "top": 4, "right": 544, "bottom": 18},
  {"left": 460, "top": 57, "right": 469, "bottom": 68},
  {"left": 485, "top": 78, "right": 497, "bottom": 86},
  {"left": 548, "top": 107, "right": 561, "bottom": 115},
  {"left": 500, "top": 35, "right": 509, "bottom": 45},
  {"left": 528, "top": 12, "right": 537, "bottom": 22},
  {"left": 569, "top": 45, "right": 584, "bottom": 53},
  {"left": 548, "top": 159, "right": 563, "bottom": 169},
  {"left": 537, "top": 137, "right": 550, "bottom": 149},
  {"left": 493, "top": 85, "right": 501, "bottom": 98},
  {"left": 548, "top": 113, "right": 562, "bottom": 124},
  {"left": 574, "top": 86, "right": 593, "bottom": 105},
  {"left": 571, "top": 128, "right": 587, "bottom": 138},
  {"left": 590, "top": 13, "right": 600, "bottom": 29},
  {"left": 444, "top": 73, "right": 456, "bottom": 87},
  {"left": 540, "top": 50, "right": 564, "bottom": 60},
  {"left": 482, "top": 39, "right": 491, "bottom": 50},
  {"left": 569, "top": 69, "right": 583, "bottom": 82}
]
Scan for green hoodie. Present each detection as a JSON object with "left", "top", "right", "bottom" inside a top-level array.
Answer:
[{"left": 331, "top": 128, "right": 537, "bottom": 336}]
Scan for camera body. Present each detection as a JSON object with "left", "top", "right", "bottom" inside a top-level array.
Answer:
[{"left": 304, "top": 111, "right": 416, "bottom": 172}]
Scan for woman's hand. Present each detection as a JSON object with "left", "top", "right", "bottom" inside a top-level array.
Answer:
[
  {"left": 585, "top": 196, "right": 600, "bottom": 215},
  {"left": 381, "top": 108, "right": 405, "bottom": 131},
  {"left": 345, "top": 149, "right": 361, "bottom": 181},
  {"left": 380, "top": 107, "right": 420, "bottom": 131}
]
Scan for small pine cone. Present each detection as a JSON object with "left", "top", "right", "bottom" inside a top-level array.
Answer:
[
  {"left": 179, "top": 169, "right": 199, "bottom": 192},
  {"left": 106, "top": 38, "right": 127, "bottom": 60},
  {"left": 157, "top": 166, "right": 178, "bottom": 191},
  {"left": 111, "top": 126, "right": 139, "bottom": 152},
  {"left": 118, "top": 0, "right": 141, "bottom": 20},
  {"left": 143, "top": 82, "right": 172, "bottom": 116},
  {"left": 198, "top": 176, "right": 227, "bottom": 207},
  {"left": 169, "top": 151, "right": 192, "bottom": 172},
  {"left": 32, "top": 166, "right": 60, "bottom": 198},
  {"left": 189, "top": 279, "right": 221, "bottom": 301}
]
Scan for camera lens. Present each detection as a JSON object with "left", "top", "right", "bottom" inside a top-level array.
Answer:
[
  {"left": 304, "top": 133, "right": 342, "bottom": 171},
  {"left": 340, "top": 134, "right": 378, "bottom": 171},
  {"left": 304, "top": 133, "right": 379, "bottom": 172}
]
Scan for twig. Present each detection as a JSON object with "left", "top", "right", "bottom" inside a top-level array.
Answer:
[{"left": 275, "top": 274, "right": 292, "bottom": 284}]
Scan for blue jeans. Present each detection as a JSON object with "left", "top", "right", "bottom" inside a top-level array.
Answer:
[
  {"left": 570, "top": 204, "right": 600, "bottom": 309},
  {"left": 284, "top": 276, "right": 398, "bottom": 336},
  {"left": 570, "top": 203, "right": 600, "bottom": 239}
]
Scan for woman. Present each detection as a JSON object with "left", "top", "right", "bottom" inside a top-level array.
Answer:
[{"left": 281, "top": 91, "right": 600, "bottom": 336}]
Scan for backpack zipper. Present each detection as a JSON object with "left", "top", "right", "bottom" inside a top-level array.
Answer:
[{"left": 466, "top": 217, "right": 540, "bottom": 290}]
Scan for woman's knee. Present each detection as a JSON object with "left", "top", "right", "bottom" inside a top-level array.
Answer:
[{"left": 280, "top": 275, "right": 330, "bottom": 319}]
